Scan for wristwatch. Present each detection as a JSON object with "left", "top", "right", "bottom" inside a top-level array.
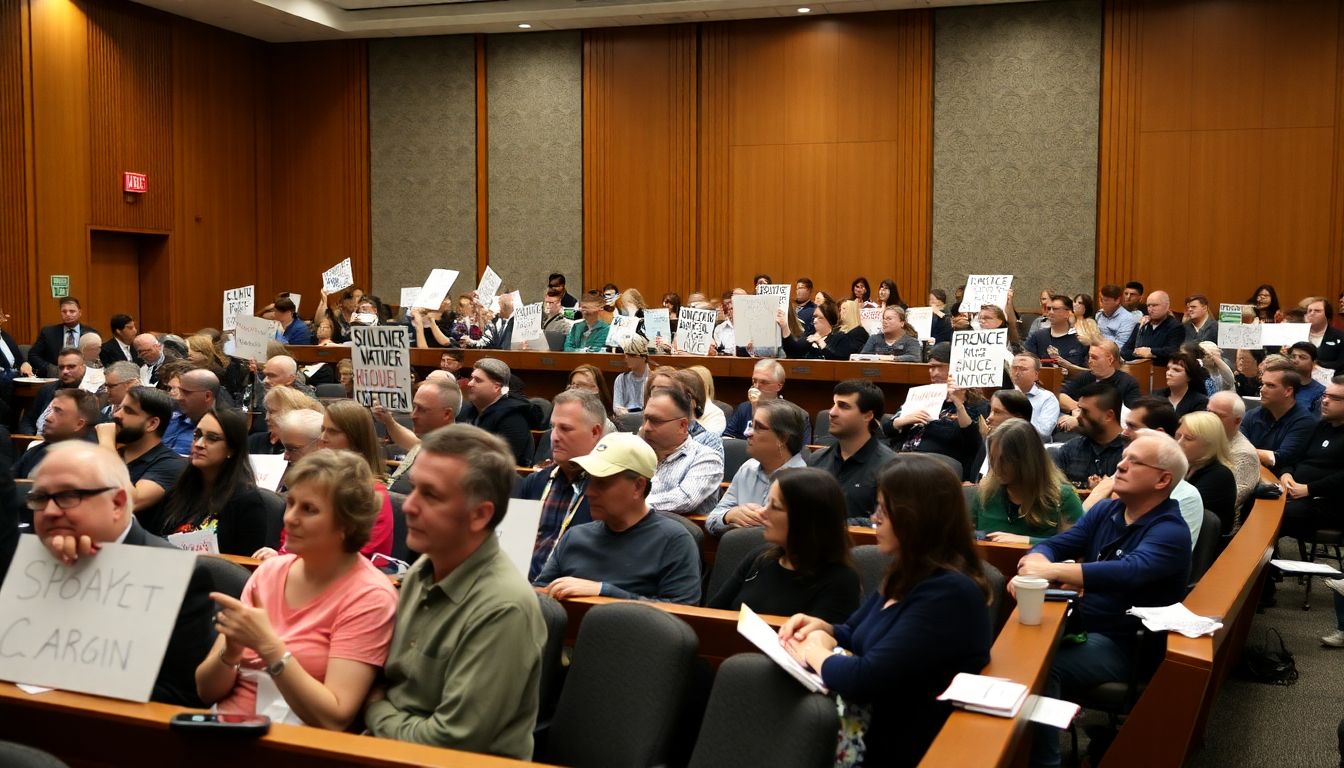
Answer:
[{"left": 265, "top": 651, "right": 293, "bottom": 677}]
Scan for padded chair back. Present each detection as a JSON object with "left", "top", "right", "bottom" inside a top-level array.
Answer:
[
  {"left": 198, "top": 555, "right": 251, "bottom": 600},
  {"left": 1189, "top": 508, "right": 1222, "bottom": 588},
  {"left": 545, "top": 603, "right": 699, "bottom": 768},
  {"left": 533, "top": 429, "right": 553, "bottom": 465},
  {"left": 983, "top": 561, "right": 1007, "bottom": 627},
  {"left": 722, "top": 437, "right": 749, "bottom": 480},
  {"left": 1050, "top": 429, "right": 1075, "bottom": 444},
  {"left": 313, "top": 383, "right": 346, "bottom": 399},
  {"left": 544, "top": 329, "right": 568, "bottom": 351},
  {"left": 712, "top": 399, "right": 733, "bottom": 420},
  {"left": 530, "top": 397, "right": 554, "bottom": 426},
  {"left": 388, "top": 491, "right": 418, "bottom": 563},
  {"left": 660, "top": 512, "right": 706, "bottom": 566},
  {"left": 688, "top": 653, "right": 838, "bottom": 768},
  {"left": 704, "top": 527, "right": 767, "bottom": 605},
  {"left": 813, "top": 409, "right": 835, "bottom": 446},
  {"left": 257, "top": 489, "right": 285, "bottom": 549},
  {"left": 615, "top": 411, "right": 643, "bottom": 432},
  {"left": 922, "top": 451, "right": 965, "bottom": 479},
  {"left": 963, "top": 484, "right": 979, "bottom": 524},
  {"left": 534, "top": 593, "right": 568, "bottom": 723},
  {"left": 851, "top": 544, "right": 891, "bottom": 601},
  {"left": 0, "top": 742, "right": 70, "bottom": 768}
]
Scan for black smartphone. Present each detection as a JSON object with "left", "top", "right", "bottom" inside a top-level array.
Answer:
[
  {"left": 170, "top": 713, "right": 271, "bottom": 736},
  {"left": 1045, "top": 589, "right": 1079, "bottom": 602}
]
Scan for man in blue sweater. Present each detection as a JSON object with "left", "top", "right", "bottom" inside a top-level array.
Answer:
[
  {"left": 532, "top": 432, "right": 701, "bottom": 604},
  {"left": 1014, "top": 430, "right": 1192, "bottom": 766}
]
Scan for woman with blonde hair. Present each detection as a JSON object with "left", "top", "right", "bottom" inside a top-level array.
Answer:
[
  {"left": 860, "top": 305, "right": 921, "bottom": 360},
  {"left": 1177, "top": 411, "right": 1238, "bottom": 536},
  {"left": 250, "top": 386, "right": 323, "bottom": 455},
  {"left": 972, "top": 418, "right": 1084, "bottom": 544},
  {"left": 186, "top": 334, "right": 248, "bottom": 403}
]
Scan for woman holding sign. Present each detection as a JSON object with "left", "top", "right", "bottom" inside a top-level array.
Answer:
[
  {"left": 196, "top": 450, "right": 397, "bottom": 730},
  {"left": 778, "top": 455, "right": 992, "bottom": 768}
]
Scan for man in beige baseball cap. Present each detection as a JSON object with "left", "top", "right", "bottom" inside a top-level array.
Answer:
[{"left": 531, "top": 432, "right": 701, "bottom": 604}]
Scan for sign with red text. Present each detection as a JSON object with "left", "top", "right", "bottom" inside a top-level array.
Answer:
[
  {"left": 351, "top": 326, "right": 412, "bottom": 411},
  {"left": 122, "top": 172, "right": 148, "bottom": 193}
]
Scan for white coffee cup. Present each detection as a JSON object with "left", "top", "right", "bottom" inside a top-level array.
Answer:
[{"left": 1012, "top": 576, "right": 1050, "bottom": 626}]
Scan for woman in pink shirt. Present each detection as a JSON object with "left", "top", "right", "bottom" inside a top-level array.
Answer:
[{"left": 196, "top": 450, "right": 397, "bottom": 730}]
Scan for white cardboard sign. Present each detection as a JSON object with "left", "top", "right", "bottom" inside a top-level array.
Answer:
[
  {"left": 961, "top": 275, "right": 1013, "bottom": 314},
  {"left": 321, "top": 258, "right": 354, "bottom": 294},
  {"left": 222, "top": 285, "right": 254, "bottom": 333},
  {"left": 398, "top": 287, "right": 419, "bottom": 310},
  {"left": 756, "top": 284, "right": 791, "bottom": 314},
  {"left": 166, "top": 529, "right": 220, "bottom": 555},
  {"left": 907, "top": 307, "right": 935, "bottom": 341},
  {"left": 512, "top": 302, "right": 544, "bottom": 345},
  {"left": 676, "top": 307, "right": 717, "bottom": 356},
  {"left": 732, "top": 294, "right": 778, "bottom": 349},
  {"left": 951, "top": 329, "right": 1009, "bottom": 388},
  {"left": 643, "top": 308, "right": 672, "bottom": 345},
  {"left": 412, "top": 269, "right": 460, "bottom": 311},
  {"left": 249, "top": 454, "right": 289, "bottom": 492},
  {"left": 351, "top": 326, "right": 412, "bottom": 411},
  {"left": 233, "top": 315, "right": 273, "bottom": 363},
  {"left": 79, "top": 366, "right": 105, "bottom": 394},
  {"left": 1260, "top": 323, "right": 1311, "bottom": 348},
  {"left": 496, "top": 498, "right": 544, "bottom": 580},
  {"left": 0, "top": 537, "right": 196, "bottom": 702},
  {"left": 475, "top": 266, "right": 502, "bottom": 307},
  {"left": 1217, "top": 322, "right": 1262, "bottom": 350},
  {"left": 902, "top": 383, "right": 948, "bottom": 422},
  {"left": 608, "top": 314, "right": 638, "bottom": 350},
  {"left": 860, "top": 307, "right": 884, "bottom": 335}
]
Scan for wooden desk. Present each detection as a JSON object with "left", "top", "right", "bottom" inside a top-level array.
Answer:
[
  {"left": 0, "top": 683, "right": 534, "bottom": 768},
  {"left": 285, "top": 346, "right": 1068, "bottom": 416},
  {"left": 919, "top": 602, "right": 1069, "bottom": 767}
]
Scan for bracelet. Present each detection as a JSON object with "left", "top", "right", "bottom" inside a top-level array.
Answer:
[{"left": 218, "top": 649, "right": 241, "bottom": 670}]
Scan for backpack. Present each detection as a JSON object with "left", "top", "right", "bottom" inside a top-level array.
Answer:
[{"left": 1233, "top": 627, "right": 1298, "bottom": 685}]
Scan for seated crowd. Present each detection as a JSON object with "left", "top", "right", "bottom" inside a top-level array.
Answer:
[{"left": 1, "top": 273, "right": 1341, "bottom": 767}]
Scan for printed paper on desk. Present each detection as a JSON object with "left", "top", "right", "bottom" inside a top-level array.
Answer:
[
  {"left": 1260, "top": 323, "right": 1311, "bottom": 347},
  {"left": 1217, "top": 322, "right": 1262, "bottom": 350},
  {"left": 496, "top": 499, "right": 544, "bottom": 580},
  {"left": 643, "top": 308, "right": 672, "bottom": 346},
  {"left": 951, "top": 329, "right": 1009, "bottom": 389},
  {"left": 222, "top": 285, "right": 254, "bottom": 333},
  {"left": 321, "top": 258, "right": 354, "bottom": 293},
  {"left": 233, "top": 315, "right": 273, "bottom": 363},
  {"left": 907, "top": 307, "right": 935, "bottom": 341},
  {"left": 860, "top": 307, "right": 884, "bottom": 335},
  {"left": 961, "top": 275, "right": 1013, "bottom": 314},
  {"left": 757, "top": 284, "right": 791, "bottom": 314},
  {"left": 936, "top": 672, "right": 1027, "bottom": 717},
  {"left": 736, "top": 605, "right": 827, "bottom": 694},
  {"left": 250, "top": 454, "right": 289, "bottom": 492},
  {"left": 411, "top": 269, "right": 459, "bottom": 310},
  {"left": 902, "top": 383, "right": 948, "bottom": 422},
  {"left": 1028, "top": 696, "right": 1080, "bottom": 729},
  {"left": 733, "top": 294, "right": 779, "bottom": 349},
  {"left": 0, "top": 537, "right": 196, "bottom": 702},
  {"left": 167, "top": 528, "right": 220, "bottom": 555}
]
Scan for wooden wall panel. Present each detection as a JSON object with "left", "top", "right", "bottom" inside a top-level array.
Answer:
[
  {"left": 699, "top": 12, "right": 932, "bottom": 299},
  {"left": 0, "top": 0, "right": 34, "bottom": 340},
  {"left": 87, "top": 2, "right": 174, "bottom": 231},
  {"left": 583, "top": 26, "right": 697, "bottom": 299},
  {"left": 1098, "top": 0, "right": 1344, "bottom": 307},
  {"left": 263, "top": 41, "right": 370, "bottom": 308}
]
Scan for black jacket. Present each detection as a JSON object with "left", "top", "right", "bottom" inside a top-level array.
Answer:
[
  {"left": 1121, "top": 314, "right": 1183, "bottom": 365},
  {"left": 99, "top": 337, "right": 132, "bottom": 367},
  {"left": 28, "top": 323, "right": 101, "bottom": 375},
  {"left": 460, "top": 394, "right": 535, "bottom": 465},
  {"left": 1317, "top": 326, "right": 1344, "bottom": 370}
]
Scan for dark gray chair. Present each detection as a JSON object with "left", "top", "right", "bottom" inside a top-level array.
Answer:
[
  {"left": 920, "top": 451, "right": 964, "bottom": 479},
  {"left": 0, "top": 742, "right": 69, "bottom": 768},
  {"left": 388, "top": 491, "right": 418, "bottom": 564},
  {"left": 703, "top": 527, "right": 766, "bottom": 606},
  {"left": 722, "top": 437, "right": 749, "bottom": 480},
  {"left": 544, "top": 329, "right": 568, "bottom": 351},
  {"left": 963, "top": 484, "right": 979, "bottom": 524},
  {"left": 660, "top": 512, "right": 706, "bottom": 572},
  {"left": 542, "top": 603, "right": 699, "bottom": 768},
  {"left": 257, "top": 489, "right": 285, "bottom": 550},
  {"left": 851, "top": 544, "right": 891, "bottom": 600},
  {"left": 688, "top": 653, "right": 838, "bottom": 768},
  {"left": 984, "top": 562, "right": 1007, "bottom": 628},
  {"left": 530, "top": 397, "right": 554, "bottom": 426},
  {"left": 197, "top": 555, "right": 251, "bottom": 600},
  {"left": 712, "top": 399, "right": 733, "bottom": 421},
  {"left": 314, "top": 383, "right": 346, "bottom": 399},
  {"left": 534, "top": 593, "right": 568, "bottom": 726},
  {"left": 813, "top": 409, "right": 835, "bottom": 446},
  {"left": 615, "top": 411, "right": 643, "bottom": 432},
  {"left": 533, "top": 429, "right": 553, "bottom": 465},
  {"left": 1188, "top": 508, "right": 1222, "bottom": 591}
]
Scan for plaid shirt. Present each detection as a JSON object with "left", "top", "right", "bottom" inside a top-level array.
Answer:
[
  {"left": 1052, "top": 434, "right": 1125, "bottom": 487},
  {"left": 523, "top": 467, "right": 589, "bottom": 581}
]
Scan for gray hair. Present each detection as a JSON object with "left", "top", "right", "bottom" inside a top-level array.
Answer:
[
  {"left": 420, "top": 375, "right": 463, "bottom": 416},
  {"left": 1133, "top": 428, "right": 1189, "bottom": 482},
  {"left": 553, "top": 388, "right": 606, "bottom": 428},
  {"left": 280, "top": 408, "right": 325, "bottom": 440},
  {"left": 754, "top": 358, "right": 786, "bottom": 384},
  {"left": 756, "top": 398, "right": 806, "bottom": 455},
  {"left": 419, "top": 424, "right": 515, "bottom": 530},
  {"left": 267, "top": 355, "right": 298, "bottom": 376},
  {"left": 78, "top": 332, "right": 102, "bottom": 348},
  {"left": 105, "top": 361, "right": 141, "bottom": 383},
  {"left": 1208, "top": 390, "right": 1245, "bottom": 418}
]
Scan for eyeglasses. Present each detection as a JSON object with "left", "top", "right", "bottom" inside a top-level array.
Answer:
[
  {"left": 749, "top": 420, "right": 773, "bottom": 433},
  {"left": 27, "top": 487, "right": 116, "bottom": 511},
  {"left": 1121, "top": 455, "right": 1162, "bottom": 472},
  {"left": 642, "top": 414, "right": 684, "bottom": 426},
  {"left": 192, "top": 429, "right": 225, "bottom": 444}
]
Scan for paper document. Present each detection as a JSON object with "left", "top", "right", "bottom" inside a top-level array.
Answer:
[
  {"left": 1126, "top": 603, "right": 1223, "bottom": 638},
  {"left": 936, "top": 672, "right": 1028, "bottom": 717},
  {"left": 736, "top": 605, "right": 827, "bottom": 694},
  {"left": 1271, "top": 559, "right": 1344, "bottom": 576},
  {"left": 1028, "top": 695, "right": 1080, "bottom": 728}
]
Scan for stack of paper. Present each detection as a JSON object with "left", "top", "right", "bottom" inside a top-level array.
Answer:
[
  {"left": 1271, "top": 559, "right": 1343, "bottom": 577},
  {"left": 936, "top": 673, "right": 1028, "bottom": 717},
  {"left": 1126, "top": 603, "right": 1223, "bottom": 638},
  {"left": 736, "top": 606, "right": 828, "bottom": 694}
]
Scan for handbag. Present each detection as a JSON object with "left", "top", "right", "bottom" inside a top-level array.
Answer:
[{"left": 1233, "top": 628, "right": 1298, "bottom": 685}]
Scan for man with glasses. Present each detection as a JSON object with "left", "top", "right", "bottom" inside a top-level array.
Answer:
[
  {"left": 1121, "top": 290, "right": 1183, "bottom": 365},
  {"left": 1025, "top": 295, "right": 1088, "bottom": 367},
  {"left": 162, "top": 369, "right": 222, "bottom": 455},
  {"left": 532, "top": 431, "right": 701, "bottom": 604},
  {"left": 133, "top": 332, "right": 179, "bottom": 386},
  {"left": 1009, "top": 353, "right": 1060, "bottom": 440},
  {"left": 641, "top": 386, "right": 724, "bottom": 517},
  {"left": 274, "top": 410, "right": 325, "bottom": 493},
  {"left": 1016, "top": 430, "right": 1191, "bottom": 766},
  {"left": 723, "top": 358, "right": 813, "bottom": 443},
  {"left": 14, "top": 389, "right": 99, "bottom": 478},
  {"left": 20, "top": 347, "right": 87, "bottom": 436},
  {"left": 706, "top": 399, "right": 809, "bottom": 536},
  {"left": 94, "top": 386, "right": 185, "bottom": 525},
  {"left": 22, "top": 440, "right": 214, "bottom": 706},
  {"left": 100, "top": 360, "right": 140, "bottom": 421}
]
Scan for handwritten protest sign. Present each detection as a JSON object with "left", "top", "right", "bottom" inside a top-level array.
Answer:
[
  {"left": 399, "top": 287, "right": 419, "bottom": 310},
  {"left": 166, "top": 529, "right": 219, "bottom": 554},
  {"left": 476, "top": 266, "right": 502, "bottom": 308},
  {"left": 512, "top": 302, "right": 544, "bottom": 348},
  {"left": 951, "top": 329, "right": 1009, "bottom": 388},
  {"left": 902, "top": 383, "right": 948, "bottom": 422},
  {"left": 0, "top": 537, "right": 196, "bottom": 702},
  {"left": 860, "top": 307, "right": 884, "bottom": 335},
  {"left": 249, "top": 454, "right": 288, "bottom": 492},
  {"left": 907, "top": 307, "right": 934, "bottom": 341},
  {"left": 1260, "top": 323, "right": 1310, "bottom": 348},
  {"left": 222, "top": 285, "right": 254, "bottom": 332},
  {"left": 233, "top": 315, "right": 273, "bottom": 363},
  {"left": 321, "top": 259, "right": 354, "bottom": 293},
  {"left": 757, "top": 284, "right": 791, "bottom": 314},
  {"left": 676, "top": 307, "right": 717, "bottom": 356},
  {"left": 351, "top": 326, "right": 412, "bottom": 411},
  {"left": 1218, "top": 303, "right": 1247, "bottom": 324},
  {"left": 733, "top": 294, "right": 778, "bottom": 349},
  {"left": 412, "top": 269, "right": 459, "bottom": 310},
  {"left": 961, "top": 275, "right": 1013, "bottom": 314},
  {"left": 1217, "top": 322, "right": 1262, "bottom": 350},
  {"left": 644, "top": 308, "right": 672, "bottom": 345},
  {"left": 608, "top": 314, "right": 638, "bottom": 350},
  {"left": 496, "top": 499, "right": 544, "bottom": 579}
]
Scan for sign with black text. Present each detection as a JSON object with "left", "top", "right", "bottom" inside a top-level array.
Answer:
[
  {"left": 351, "top": 326, "right": 412, "bottom": 411},
  {"left": 222, "top": 285, "right": 254, "bottom": 333},
  {"left": 951, "top": 329, "right": 1009, "bottom": 388}
]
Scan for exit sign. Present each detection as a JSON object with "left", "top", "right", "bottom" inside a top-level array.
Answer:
[{"left": 123, "top": 172, "right": 148, "bottom": 193}]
